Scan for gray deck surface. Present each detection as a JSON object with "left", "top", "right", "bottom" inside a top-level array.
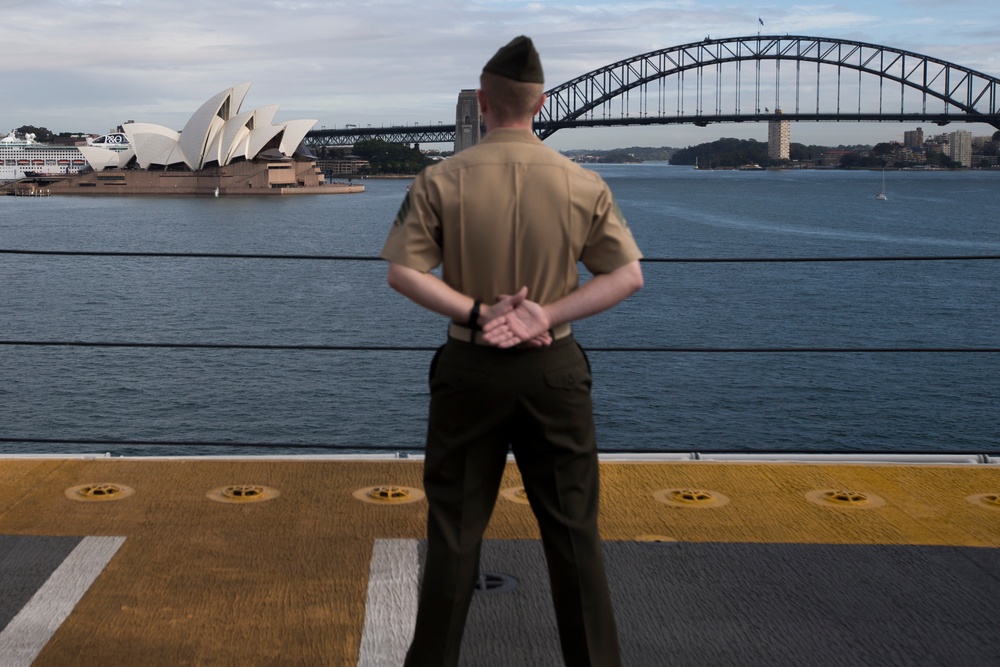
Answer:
[
  {"left": 0, "top": 536, "right": 83, "bottom": 629},
  {"left": 461, "top": 540, "right": 1000, "bottom": 666}
]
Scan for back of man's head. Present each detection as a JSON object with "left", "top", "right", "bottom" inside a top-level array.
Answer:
[{"left": 480, "top": 36, "right": 545, "bottom": 124}]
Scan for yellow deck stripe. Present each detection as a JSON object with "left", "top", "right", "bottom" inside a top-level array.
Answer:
[{"left": 0, "top": 458, "right": 996, "bottom": 665}]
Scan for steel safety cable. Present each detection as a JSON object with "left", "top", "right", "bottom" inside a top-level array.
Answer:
[
  {"left": 0, "top": 436, "right": 994, "bottom": 459},
  {"left": 0, "top": 340, "right": 998, "bottom": 352},
  {"left": 2, "top": 249, "right": 1000, "bottom": 263},
  {"left": 2, "top": 250, "right": 997, "bottom": 352}
]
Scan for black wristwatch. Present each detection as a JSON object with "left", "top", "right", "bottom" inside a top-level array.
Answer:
[{"left": 467, "top": 299, "right": 482, "bottom": 330}]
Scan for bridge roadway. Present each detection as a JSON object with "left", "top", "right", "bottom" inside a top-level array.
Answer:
[
  {"left": 303, "top": 112, "right": 993, "bottom": 148},
  {"left": 1, "top": 454, "right": 999, "bottom": 665}
]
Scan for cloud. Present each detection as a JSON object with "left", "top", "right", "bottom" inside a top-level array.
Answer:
[{"left": 2, "top": 0, "right": 998, "bottom": 148}]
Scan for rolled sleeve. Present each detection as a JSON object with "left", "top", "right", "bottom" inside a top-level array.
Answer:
[
  {"left": 380, "top": 173, "right": 443, "bottom": 272},
  {"left": 579, "top": 186, "right": 643, "bottom": 275}
]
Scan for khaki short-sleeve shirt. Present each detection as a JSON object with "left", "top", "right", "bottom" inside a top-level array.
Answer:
[{"left": 381, "top": 128, "right": 642, "bottom": 306}]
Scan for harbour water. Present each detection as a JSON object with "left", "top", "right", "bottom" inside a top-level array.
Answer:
[{"left": 1, "top": 164, "right": 998, "bottom": 456}]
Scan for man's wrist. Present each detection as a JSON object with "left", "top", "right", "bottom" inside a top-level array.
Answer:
[
  {"left": 541, "top": 305, "right": 556, "bottom": 332},
  {"left": 466, "top": 299, "right": 483, "bottom": 330}
]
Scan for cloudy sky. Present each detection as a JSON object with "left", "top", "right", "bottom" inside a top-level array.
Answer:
[{"left": 3, "top": 0, "right": 998, "bottom": 150}]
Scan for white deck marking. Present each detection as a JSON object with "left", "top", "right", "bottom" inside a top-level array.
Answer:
[
  {"left": 357, "top": 538, "right": 420, "bottom": 667},
  {"left": 0, "top": 536, "right": 125, "bottom": 667}
]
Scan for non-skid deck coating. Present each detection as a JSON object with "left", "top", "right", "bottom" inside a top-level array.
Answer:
[{"left": 1, "top": 457, "right": 998, "bottom": 666}]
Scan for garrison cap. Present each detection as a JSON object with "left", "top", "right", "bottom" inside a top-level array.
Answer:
[{"left": 482, "top": 36, "right": 544, "bottom": 83}]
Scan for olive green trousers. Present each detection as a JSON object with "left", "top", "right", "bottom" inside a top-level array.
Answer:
[{"left": 404, "top": 336, "right": 621, "bottom": 667}]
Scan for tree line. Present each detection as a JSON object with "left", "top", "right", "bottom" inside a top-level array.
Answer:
[
  {"left": 669, "top": 138, "right": 830, "bottom": 167},
  {"left": 7, "top": 125, "right": 87, "bottom": 142},
  {"left": 351, "top": 139, "right": 436, "bottom": 175},
  {"left": 669, "top": 133, "right": 1000, "bottom": 169}
]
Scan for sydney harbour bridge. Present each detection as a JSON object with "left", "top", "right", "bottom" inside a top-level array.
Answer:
[{"left": 301, "top": 34, "right": 1000, "bottom": 151}]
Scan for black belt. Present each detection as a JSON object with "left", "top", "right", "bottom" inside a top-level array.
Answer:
[{"left": 448, "top": 321, "right": 572, "bottom": 345}]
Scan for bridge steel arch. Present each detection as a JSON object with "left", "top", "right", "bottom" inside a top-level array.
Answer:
[{"left": 536, "top": 34, "right": 1000, "bottom": 139}]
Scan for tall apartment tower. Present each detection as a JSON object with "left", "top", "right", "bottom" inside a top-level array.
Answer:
[
  {"left": 948, "top": 130, "right": 973, "bottom": 167},
  {"left": 904, "top": 127, "right": 924, "bottom": 150},
  {"left": 455, "top": 89, "right": 482, "bottom": 153},
  {"left": 768, "top": 109, "right": 790, "bottom": 160}
]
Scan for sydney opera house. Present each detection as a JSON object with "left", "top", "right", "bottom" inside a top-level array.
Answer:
[{"left": 48, "top": 83, "right": 360, "bottom": 195}]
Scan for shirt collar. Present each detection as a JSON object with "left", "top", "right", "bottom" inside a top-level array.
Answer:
[{"left": 481, "top": 127, "right": 542, "bottom": 144}]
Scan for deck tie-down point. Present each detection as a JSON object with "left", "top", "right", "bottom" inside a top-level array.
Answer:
[
  {"left": 207, "top": 484, "right": 280, "bottom": 504},
  {"left": 653, "top": 488, "right": 730, "bottom": 508},
  {"left": 636, "top": 535, "right": 680, "bottom": 544},
  {"left": 827, "top": 490, "right": 869, "bottom": 504},
  {"left": 475, "top": 571, "right": 519, "bottom": 594},
  {"left": 806, "top": 489, "right": 886, "bottom": 509},
  {"left": 352, "top": 485, "right": 425, "bottom": 505},
  {"left": 65, "top": 483, "right": 135, "bottom": 502},
  {"left": 500, "top": 486, "right": 531, "bottom": 505},
  {"left": 967, "top": 493, "right": 1000, "bottom": 510}
]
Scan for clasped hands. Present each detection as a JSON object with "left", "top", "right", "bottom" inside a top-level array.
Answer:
[{"left": 478, "top": 287, "right": 553, "bottom": 348}]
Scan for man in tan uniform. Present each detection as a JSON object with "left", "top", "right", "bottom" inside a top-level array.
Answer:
[{"left": 382, "top": 35, "right": 643, "bottom": 666}]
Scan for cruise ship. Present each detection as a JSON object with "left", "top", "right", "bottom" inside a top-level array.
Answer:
[{"left": 0, "top": 130, "right": 131, "bottom": 181}]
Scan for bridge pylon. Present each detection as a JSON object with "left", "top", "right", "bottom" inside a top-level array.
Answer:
[{"left": 455, "top": 90, "right": 482, "bottom": 153}]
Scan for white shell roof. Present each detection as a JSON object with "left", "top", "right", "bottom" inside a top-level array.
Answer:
[
  {"left": 77, "top": 146, "right": 123, "bottom": 171},
  {"left": 278, "top": 119, "right": 318, "bottom": 157},
  {"left": 89, "top": 83, "right": 316, "bottom": 172}
]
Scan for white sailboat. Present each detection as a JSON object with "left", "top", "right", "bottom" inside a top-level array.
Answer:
[{"left": 875, "top": 170, "right": 888, "bottom": 201}]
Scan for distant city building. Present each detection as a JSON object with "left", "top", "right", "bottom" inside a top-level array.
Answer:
[
  {"left": 971, "top": 134, "right": 999, "bottom": 169},
  {"left": 948, "top": 130, "right": 973, "bottom": 167},
  {"left": 51, "top": 135, "right": 90, "bottom": 147},
  {"left": 893, "top": 146, "right": 923, "bottom": 165},
  {"left": 455, "top": 89, "right": 482, "bottom": 153},
  {"left": 768, "top": 109, "right": 790, "bottom": 160},
  {"left": 317, "top": 155, "right": 371, "bottom": 175},
  {"left": 924, "top": 141, "right": 944, "bottom": 156},
  {"left": 903, "top": 127, "right": 924, "bottom": 150},
  {"left": 818, "top": 149, "right": 855, "bottom": 167},
  {"left": 971, "top": 134, "right": 993, "bottom": 151}
]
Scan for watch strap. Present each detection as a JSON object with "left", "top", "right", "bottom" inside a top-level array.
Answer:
[{"left": 466, "top": 299, "right": 482, "bottom": 331}]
